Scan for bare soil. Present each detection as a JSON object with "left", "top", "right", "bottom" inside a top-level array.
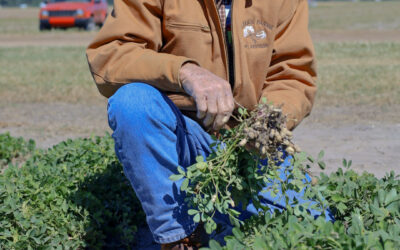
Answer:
[
  {"left": 0, "top": 33, "right": 96, "bottom": 47},
  {"left": 293, "top": 105, "right": 400, "bottom": 178},
  {"left": 1, "top": 102, "right": 399, "bottom": 178},
  {"left": 0, "top": 102, "right": 110, "bottom": 148}
]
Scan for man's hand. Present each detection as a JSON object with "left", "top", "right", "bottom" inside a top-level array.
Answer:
[{"left": 179, "top": 63, "right": 234, "bottom": 131}]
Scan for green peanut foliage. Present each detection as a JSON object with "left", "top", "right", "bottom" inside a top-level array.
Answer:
[
  {"left": 205, "top": 169, "right": 400, "bottom": 250},
  {"left": 0, "top": 132, "right": 35, "bottom": 168},
  {"left": 0, "top": 130, "right": 399, "bottom": 249},
  {"left": 0, "top": 134, "right": 144, "bottom": 249}
]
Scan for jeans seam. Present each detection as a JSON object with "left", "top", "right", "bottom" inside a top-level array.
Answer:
[
  {"left": 185, "top": 130, "right": 207, "bottom": 153},
  {"left": 153, "top": 222, "right": 198, "bottom": 244}
]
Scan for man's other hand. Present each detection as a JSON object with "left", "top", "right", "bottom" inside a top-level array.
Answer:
[{"left": 179, "top": 63, "right": 234, "bottom": 131}]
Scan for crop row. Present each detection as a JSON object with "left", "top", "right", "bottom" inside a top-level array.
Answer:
[{"left": 0, "top": 133, "right": 399, "bottom": 249}]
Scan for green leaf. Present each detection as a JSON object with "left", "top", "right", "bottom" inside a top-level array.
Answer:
[
  {"left": 180, "top": 179, "right": 189, "bottom": 191},
  {"left": 228, "top": 208, "right": 240, "bottom": 217},
  {"left": 188, "top": 209, "right": 199, "bottom": 215},
  {"left": 205, "top": 200, "right": 214, "bottom": 212},
  {"left": 370, "top": 204, "right": 385, "bottom": 217},
  {"left": 169, "top": 174, "right": 184, "bottom": 181},
  {"left": 177, "top": 166, "right": 185, "bottom": 175},
  {"left": 318, "top": 150, "right": 325, "bottom": 160},
  {"left": 193, "top": 213, "right": 200, "bottom": 223},
  {"left": 232, "top": 227, "right": 244, "bottom": 240},
  {"left": 318, "top": 161, "right": 326, "bottom": 170},
  {"left": 195, "top": 162, "right": 207, "bottom": 171},
  {"left": 347, "top": 160, "right": 352, "bottom": 168},
  {"left": 196, "top": 155, "right": 204, "bottom": 163},
  {"left": 331, "top": 194, "right": 345, "bottom": 203},
  {"left": 378, "top": 189, "right": 386, "bottom": 206},
  {"left": 204, "top": 219, "right": 217, "bottom": 234},
  {"left": 208, "top": 240, "right": 222, "bottom": 250},
  {"left": 253, "top": 236, "right": 268, "bottom": 250},
  {"left": 384, "top": 189, "right": 397, "bottom": 206},
  {"left": 349, "top": 213, "right": 364, "bottom": 235}
]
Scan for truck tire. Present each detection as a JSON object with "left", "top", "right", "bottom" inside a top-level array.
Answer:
[{"left": 39, "top": 23, "right": 51, "bottom": 31}]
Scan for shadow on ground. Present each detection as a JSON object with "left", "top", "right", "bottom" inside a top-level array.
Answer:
[{"left": 69, "top": 160, "right": 151, "bottom": 249}]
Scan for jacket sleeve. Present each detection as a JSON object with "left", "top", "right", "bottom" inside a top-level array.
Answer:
[
  {"left": 86, "top": 0, "right": 198, "bottom": 98},
  {"left": 261, "top": 0, "right": 317, "bottom": 130}
]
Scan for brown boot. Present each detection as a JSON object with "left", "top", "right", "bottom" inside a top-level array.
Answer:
[{"left": 161, "top": 224, "right": 208, "bottom": 250}]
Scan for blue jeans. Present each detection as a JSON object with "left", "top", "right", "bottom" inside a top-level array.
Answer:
[{"left": 108, "top": 83, "right": 333, "bottom": 245}]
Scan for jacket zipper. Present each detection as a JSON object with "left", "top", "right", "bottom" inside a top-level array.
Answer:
[
  {"left": 166, "top": 22, "right": 211, "bottom": 32},
  {"left": 230, "top": 0, "right": 235, "bottom": 89},
  {"left": 210, "top": 0, "right": 230, "bottom": 83}
]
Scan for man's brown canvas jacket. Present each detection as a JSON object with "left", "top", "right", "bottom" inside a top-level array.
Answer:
[{"left": 86, "top": 0, "right": 317, "bottom": 130}]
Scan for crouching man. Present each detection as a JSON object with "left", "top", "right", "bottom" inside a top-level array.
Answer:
[{"left": 86, "top": 0, "right": 326, "bottom": 248}]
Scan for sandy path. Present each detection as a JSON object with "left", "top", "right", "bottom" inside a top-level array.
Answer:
[
  {"left": 1, "top": 102, "right": 399, "bottom": 178},
  {"left": 294, "top": 106, "right": 400, "bottom": 178},
  {"left": 0, "top": 102, "right": 110, "bottom": 147},
  {"left": 0, "top": 33, "right": 96, "bottom": 47}
]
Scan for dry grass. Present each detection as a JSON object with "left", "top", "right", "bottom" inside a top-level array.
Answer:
[
  {"left": 315, "top": 42, "right": 400, "bottom": 107},
  {"left": 309, "top": 1, "right": 400, "bottom": 31},
  {"left": 0, "top": 47, "right": 102, "bottom": 105},
  {"left": 0, "top": 42, "right": 398, "bottom": 108},
  {"left": 0, "top": 8, "right": 38, "bottom": 34}
]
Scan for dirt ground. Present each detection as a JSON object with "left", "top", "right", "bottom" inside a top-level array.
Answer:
[
  {"left": 1, "top": 101, "right": 399, "bottom": 178},
  {"left": 0, "top": 33, "right": 96, "bottom": 47},
  {"left": 293, "top": 105, "right": 400, "bottom": 178}
]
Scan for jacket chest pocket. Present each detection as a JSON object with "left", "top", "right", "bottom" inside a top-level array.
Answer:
[
  {"left": 161, "top": 22, "right": 213, "bottom": 67},
  {"left": 166, "top": 22, "right": 211, "bottom": 33}
]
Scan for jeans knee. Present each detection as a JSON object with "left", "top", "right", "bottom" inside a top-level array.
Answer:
[
  {"left": 107, "top": 82, "right": 176, "bottom": 132},
  {"left": 109, "top": 83, "right": 161, "bottom": 109}
]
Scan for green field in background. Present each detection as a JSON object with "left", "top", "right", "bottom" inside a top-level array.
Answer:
[
  {"left": 0, "top": 47, "right": 101, "bottom": 104},
  {"left": 0, "top": 43, "right": 399, "bottom": 106},
  {"left": 309, "top": 1, "right": 400, "bottom": 31},
  {"left": 316, "top": 42, "right": 400, "bottom": 106}
]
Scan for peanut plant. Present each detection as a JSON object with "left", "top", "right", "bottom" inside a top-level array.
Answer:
[{"left": 170, "top": 101, "right": 400, "bottom": 249}]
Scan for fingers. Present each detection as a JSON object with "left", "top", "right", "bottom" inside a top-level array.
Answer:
[
  {"left": 196, "top": 95, "right": 207, "bottom": 119},
  {"left": 203, "top": 96, "right": 217, "bottom": 128},
  {"left": 212, "top": 93, "right": 233, "bottom": 131}
]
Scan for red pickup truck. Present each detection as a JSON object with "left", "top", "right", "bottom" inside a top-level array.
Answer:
[{"left": 39, "top": 0, "right": 108, "bottom": 31}]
